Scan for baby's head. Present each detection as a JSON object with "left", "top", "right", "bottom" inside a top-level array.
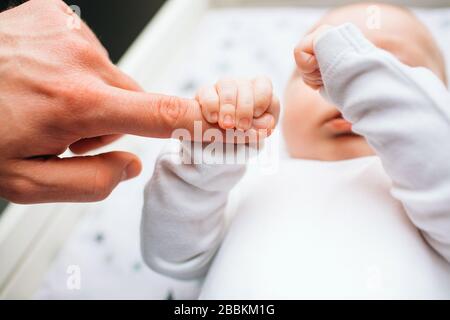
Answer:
[{"left": 283, "top": 3, "right": 447, "bottom": 161}]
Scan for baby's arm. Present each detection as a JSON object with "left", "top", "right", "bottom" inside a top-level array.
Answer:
[
  {"left": 141, "top": 77, "right": 279, "bottom": 280},
  {"left": 296, "top": 23, "right": 450, "bottom": 262},
  {"left": 141, "top": 141, "right": 246, "bottom": 280}
]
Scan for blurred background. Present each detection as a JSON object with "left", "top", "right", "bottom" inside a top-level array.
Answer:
[{"left": 0, "top": 0, "right": 167, "bottom": 215}]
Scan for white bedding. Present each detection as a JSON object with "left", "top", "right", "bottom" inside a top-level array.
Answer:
[{"left": 35, "top": 7, "right": 450, "bottom": 300}]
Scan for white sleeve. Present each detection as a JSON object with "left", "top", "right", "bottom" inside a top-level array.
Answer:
[
  {"left": 140, "top": 140, "right": 246, "bottom": 280},
  {"left": 315, "top": 23, "right": 450, "bottom": 262}
]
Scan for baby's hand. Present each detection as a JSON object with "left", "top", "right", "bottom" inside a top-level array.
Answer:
[
  {"left": 294, "top": 25, "right": 332, "bottom": 90},
  {"left": 196, "top": 76, "right": 279, "bottom": 134}
]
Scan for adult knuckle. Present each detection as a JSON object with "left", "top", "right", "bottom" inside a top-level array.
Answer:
[
  {"left": 62, "top": 34, "right": 98, "bottom": 64},
  {"left": 40, "top": 81, "right": 100, "bottom": 133},
  {"left": 73, "top": 39, "right": 98, "bottom": 62},
  {"left": 52, "top": 81, "right": 78, "bottom": 104},
  {"left": 154, "top": 95, "right": 190, "bottom": 129},
  {"left": 59, "top": 80, "right": 103, "bottom": 125},
  {"left": 48, "top": 84, "right": 83, "bottom": 122},
  {"left": 74, "top": 81, "right": 103, "bottom": 108}
]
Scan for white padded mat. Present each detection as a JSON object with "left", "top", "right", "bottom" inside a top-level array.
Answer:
[{"left": 35, "top": 7, "right": 450, "bottom": 300}]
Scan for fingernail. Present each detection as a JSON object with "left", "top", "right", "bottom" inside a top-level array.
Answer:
[
  {"left": 238, "top": 118, "right": 250, "bottom": 130},
  {"left": 210, "top": 112, "right": 218, "bottom": 122},
  {"left": 223, "top": 115, "right": 234, "bottom": 127}
]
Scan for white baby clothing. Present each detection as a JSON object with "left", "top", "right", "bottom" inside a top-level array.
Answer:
[{"left": 141, "top": 24, "right": 450, "bottom": 299}]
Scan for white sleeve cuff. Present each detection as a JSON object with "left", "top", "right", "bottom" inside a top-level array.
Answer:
[{"left": 315, "top": 23, "right": 376, "bottom": 81}]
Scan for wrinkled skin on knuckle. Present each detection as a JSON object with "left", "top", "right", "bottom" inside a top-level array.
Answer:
[
  {"left": 59, "top": 81, "right": 91, "bottom": 114},
  {"left": 61, "top": 36, "right": 94, "bottom": 66},
  {"left": 51, "top": 78, "right": 103, "bottom": 135},
  {"left": 154, "top": 95, "right": 190, "bottom": 131},
  {"left": 0, "top": 63, "right": 89, "bottom": 156},
  {"left": 74, "top": 40, "right": 104, "bottom": 67}
]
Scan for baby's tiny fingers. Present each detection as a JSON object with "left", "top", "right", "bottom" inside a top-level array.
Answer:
[
  {"left": 197, "top": 85, "right": 220, "bottom": 123},
  {"left": 253, "top": 113, "right": 274, "bottom": 131},
  {"left": 304, "top": 81, "right": 322, "bottom": 91},
  {"left": 252, "top": 95, "right": 280, "bottom": 131},
  {"left": 294, "top": 34, "right": 315, "bottom": 70},
  {"left": 296, "top": 51, "right": 319, "bottom": 75},
  {"left": 236, "top": 79, "right": 254, "bottom": 131},
  {"left": 216, "top": 78, "right": 238, "bottom": 129},
  {"left": 252, "top": 76, "right": 273, "bottom": 118},
  {"left": 266, "top": 94, "right": 280, "bottom": 129},
  {"left": 294, "top": 24, "right": 332, "bottom": 73},
  {"left": 303, "top": 69, "right": 322, "bottom": 83}
]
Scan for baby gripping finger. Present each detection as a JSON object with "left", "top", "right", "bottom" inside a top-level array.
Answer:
[
  {"left": 216, "top": 78, "right": 238, "bottom": 129},
  {"left": 197, "top": 85, "right": 220, "bottom": 123}
]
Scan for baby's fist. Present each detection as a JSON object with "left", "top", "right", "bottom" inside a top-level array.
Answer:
[
  {"left": 196, "top": 76, "right": 279, "bottom": 133},
  {"left": 294, "top": 25, "right": 332, "bottom": 90}
]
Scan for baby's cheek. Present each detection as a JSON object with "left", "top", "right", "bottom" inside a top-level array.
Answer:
[{"left": 282, "top": 80, "right": 325, "bottom": 151}]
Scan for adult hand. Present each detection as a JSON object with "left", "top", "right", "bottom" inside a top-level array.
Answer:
[{"left": 0, "top": 0, "right": 217, "bottom": 204}]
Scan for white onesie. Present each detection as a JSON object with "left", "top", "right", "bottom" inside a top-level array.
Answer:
[{"left": 140, "top": 24, "right": 450, "bottom": 299}]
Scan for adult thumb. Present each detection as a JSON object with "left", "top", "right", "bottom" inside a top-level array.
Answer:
[{"left": 10, "top": 152, "right": 142, "bottom": 204}]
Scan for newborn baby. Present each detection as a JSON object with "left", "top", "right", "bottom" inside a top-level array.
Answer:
[{"left": 141, "top": 3, "right": 450, "bottom": 299}]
